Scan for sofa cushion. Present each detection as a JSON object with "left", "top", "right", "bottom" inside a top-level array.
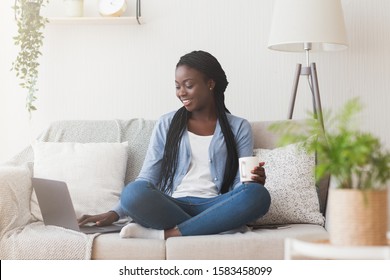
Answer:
[
  {"left": 252, "top": 143, "right": 325, "bottom": 226},
  {"left": 0, "top": 222, "right": 96, "bottom": 260},
  {"left": 31, "top": 141, "right": 128, "bottom": 219},
  {"left": 91, "top": 233, "right": 166, "bottom": 260},
  {"left": 166, "top": 224, "right": 327, "bottom": 260},
  {"left": 34, "top": 119, "right": 157, "bottom": 185}
]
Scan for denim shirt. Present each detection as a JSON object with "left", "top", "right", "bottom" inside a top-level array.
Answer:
[{"left": 112, "top": 110, "right": 254, "bottom": 217}]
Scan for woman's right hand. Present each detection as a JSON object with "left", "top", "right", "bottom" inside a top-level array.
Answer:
[{"left": 78, "top": 211, "right": 119, "bottom": 227}]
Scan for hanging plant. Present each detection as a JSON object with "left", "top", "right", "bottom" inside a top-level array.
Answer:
[{"left": 12, "top": 0, "right": 49, "bottom": 115}]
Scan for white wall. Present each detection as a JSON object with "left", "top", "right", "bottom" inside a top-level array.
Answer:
[{"left": 1, "top": 0, "right": 390, "bottom": 162}]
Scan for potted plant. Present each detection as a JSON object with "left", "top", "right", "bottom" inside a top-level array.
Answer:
[
  {"left": 12, "top": 0, "right": 49, "bottom": 115},
  {"left": 270, "top": 97, "right": 390, "bottom": 246}
]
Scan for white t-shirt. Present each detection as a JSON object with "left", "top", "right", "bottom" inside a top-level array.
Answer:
[{"left": 172, "top": 131, "right": 219, "bottom": 198}]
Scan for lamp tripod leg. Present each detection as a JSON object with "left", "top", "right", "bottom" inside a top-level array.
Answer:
[
  {"left": 287, "top": 62, "right": 325, "bottom": 132},
  {"left": 288, "top": 64, "right": 302, "bottom": 119},
  {"left": 310, "top": 63, "right": 325, "bottom": 131}
]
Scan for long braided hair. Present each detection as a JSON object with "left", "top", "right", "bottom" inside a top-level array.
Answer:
[{"left": 158, "top": 50, "right": 238, "bottom": 194}]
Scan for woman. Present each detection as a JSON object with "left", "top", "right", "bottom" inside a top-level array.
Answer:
[{"left": 79, "top": 50, "right": 271, "bottom": 239}]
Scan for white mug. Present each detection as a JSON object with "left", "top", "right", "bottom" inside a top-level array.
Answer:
[{"left": 239, "top": 156, "right": 259, "bottom": 182}]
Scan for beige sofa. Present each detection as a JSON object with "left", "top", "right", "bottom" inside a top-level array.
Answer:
[{"left": 0, "top": 118, "right": 329, "bottom": 260}]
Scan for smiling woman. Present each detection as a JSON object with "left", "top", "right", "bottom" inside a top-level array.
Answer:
[
  {"left": 78, "top": 50, "right": 271, "bottom": 240},
  {"left": 175, "top": 65, "right": 217, "bottom": 135}
]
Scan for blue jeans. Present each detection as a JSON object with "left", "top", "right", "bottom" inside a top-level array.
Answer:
[{"left": 120, "top": 180, "right": 271, "bottom": 236}]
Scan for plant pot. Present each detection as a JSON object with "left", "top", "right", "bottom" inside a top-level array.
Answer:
[
  {"left": 63, "top": 0, "right": 84, "bottom": 17},
  {"left": 328, "top": 188, "right": 388, "bottom": 246}
]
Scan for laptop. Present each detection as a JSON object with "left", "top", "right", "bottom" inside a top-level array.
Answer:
[{"left": 32, "top": 177, "right": 126, "bottom": 234}]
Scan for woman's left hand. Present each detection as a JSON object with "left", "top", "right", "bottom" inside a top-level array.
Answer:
[{"left": 251, "top": 162, "right": 266, "bottom": 185}]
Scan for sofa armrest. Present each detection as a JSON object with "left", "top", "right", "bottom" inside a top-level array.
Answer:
[{"left": 0, "top": 165, "right": 33, "bottom": 237}]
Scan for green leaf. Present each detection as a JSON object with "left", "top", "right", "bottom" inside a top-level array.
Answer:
[{"left": 268, "top": 98, "right": 390, "bottom": 190}]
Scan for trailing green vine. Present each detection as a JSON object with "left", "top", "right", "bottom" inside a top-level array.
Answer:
[{"left": 12, "top": 0, "right": 49, "bottom": 115}]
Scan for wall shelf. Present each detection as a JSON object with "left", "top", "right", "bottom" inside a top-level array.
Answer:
[
  {"left": 47, "top": 0, "right": 142, "bottom": 25},
  {"left": 48, "top": 16, "right": 142, "bottom": 25}
]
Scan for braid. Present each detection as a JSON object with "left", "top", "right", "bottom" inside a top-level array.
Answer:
[
  {"left": 158, "top": 107, "right": 189, "bottom": 194},
  {"left": 159, "top": 50, "right": 238, "bottom": 194},
  {"left": 215, "top": 94, "right": 238, "bottom": 194}
]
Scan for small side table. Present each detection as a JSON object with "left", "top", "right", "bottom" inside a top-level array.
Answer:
[{"left": 284, "top": 234, "right": 390, "bottom": 260}]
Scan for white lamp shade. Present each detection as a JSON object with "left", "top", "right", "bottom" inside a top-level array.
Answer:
[{"left": 268, "top": 0, "right": 348, "bottom": 52}]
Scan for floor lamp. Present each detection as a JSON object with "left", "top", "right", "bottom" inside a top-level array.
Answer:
[{"left": 268, "top": 0, "right": 348, "bottom": 130}]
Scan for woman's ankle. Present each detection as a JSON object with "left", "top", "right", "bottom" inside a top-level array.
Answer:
[{"left": 164, "top": 227, "right": 182, "bottom": 239}]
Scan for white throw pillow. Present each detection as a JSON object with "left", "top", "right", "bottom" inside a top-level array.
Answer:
[
  {"left": 252, "top": 143, "right": 325, "bottom": 226},
  {"left": 31, "top": 141, "right": 128, "bottom": 220}
]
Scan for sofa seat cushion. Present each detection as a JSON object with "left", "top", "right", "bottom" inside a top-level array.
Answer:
[
  {"left": 0, "top": 222, "right": 96, "bottom": 260},
  {"left": 91, "top": 233, "right": 166, "bottom": 260},
  {"left": 165, "top": 224, "right": 327, "bottom": 260}
]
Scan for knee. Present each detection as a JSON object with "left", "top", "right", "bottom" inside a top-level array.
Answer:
[
  {"left": 120, "top": 180, "right": 153, "bottom": 212},
  {"left": 245, "top": 183, "right": 271, "bottom": 217}
]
